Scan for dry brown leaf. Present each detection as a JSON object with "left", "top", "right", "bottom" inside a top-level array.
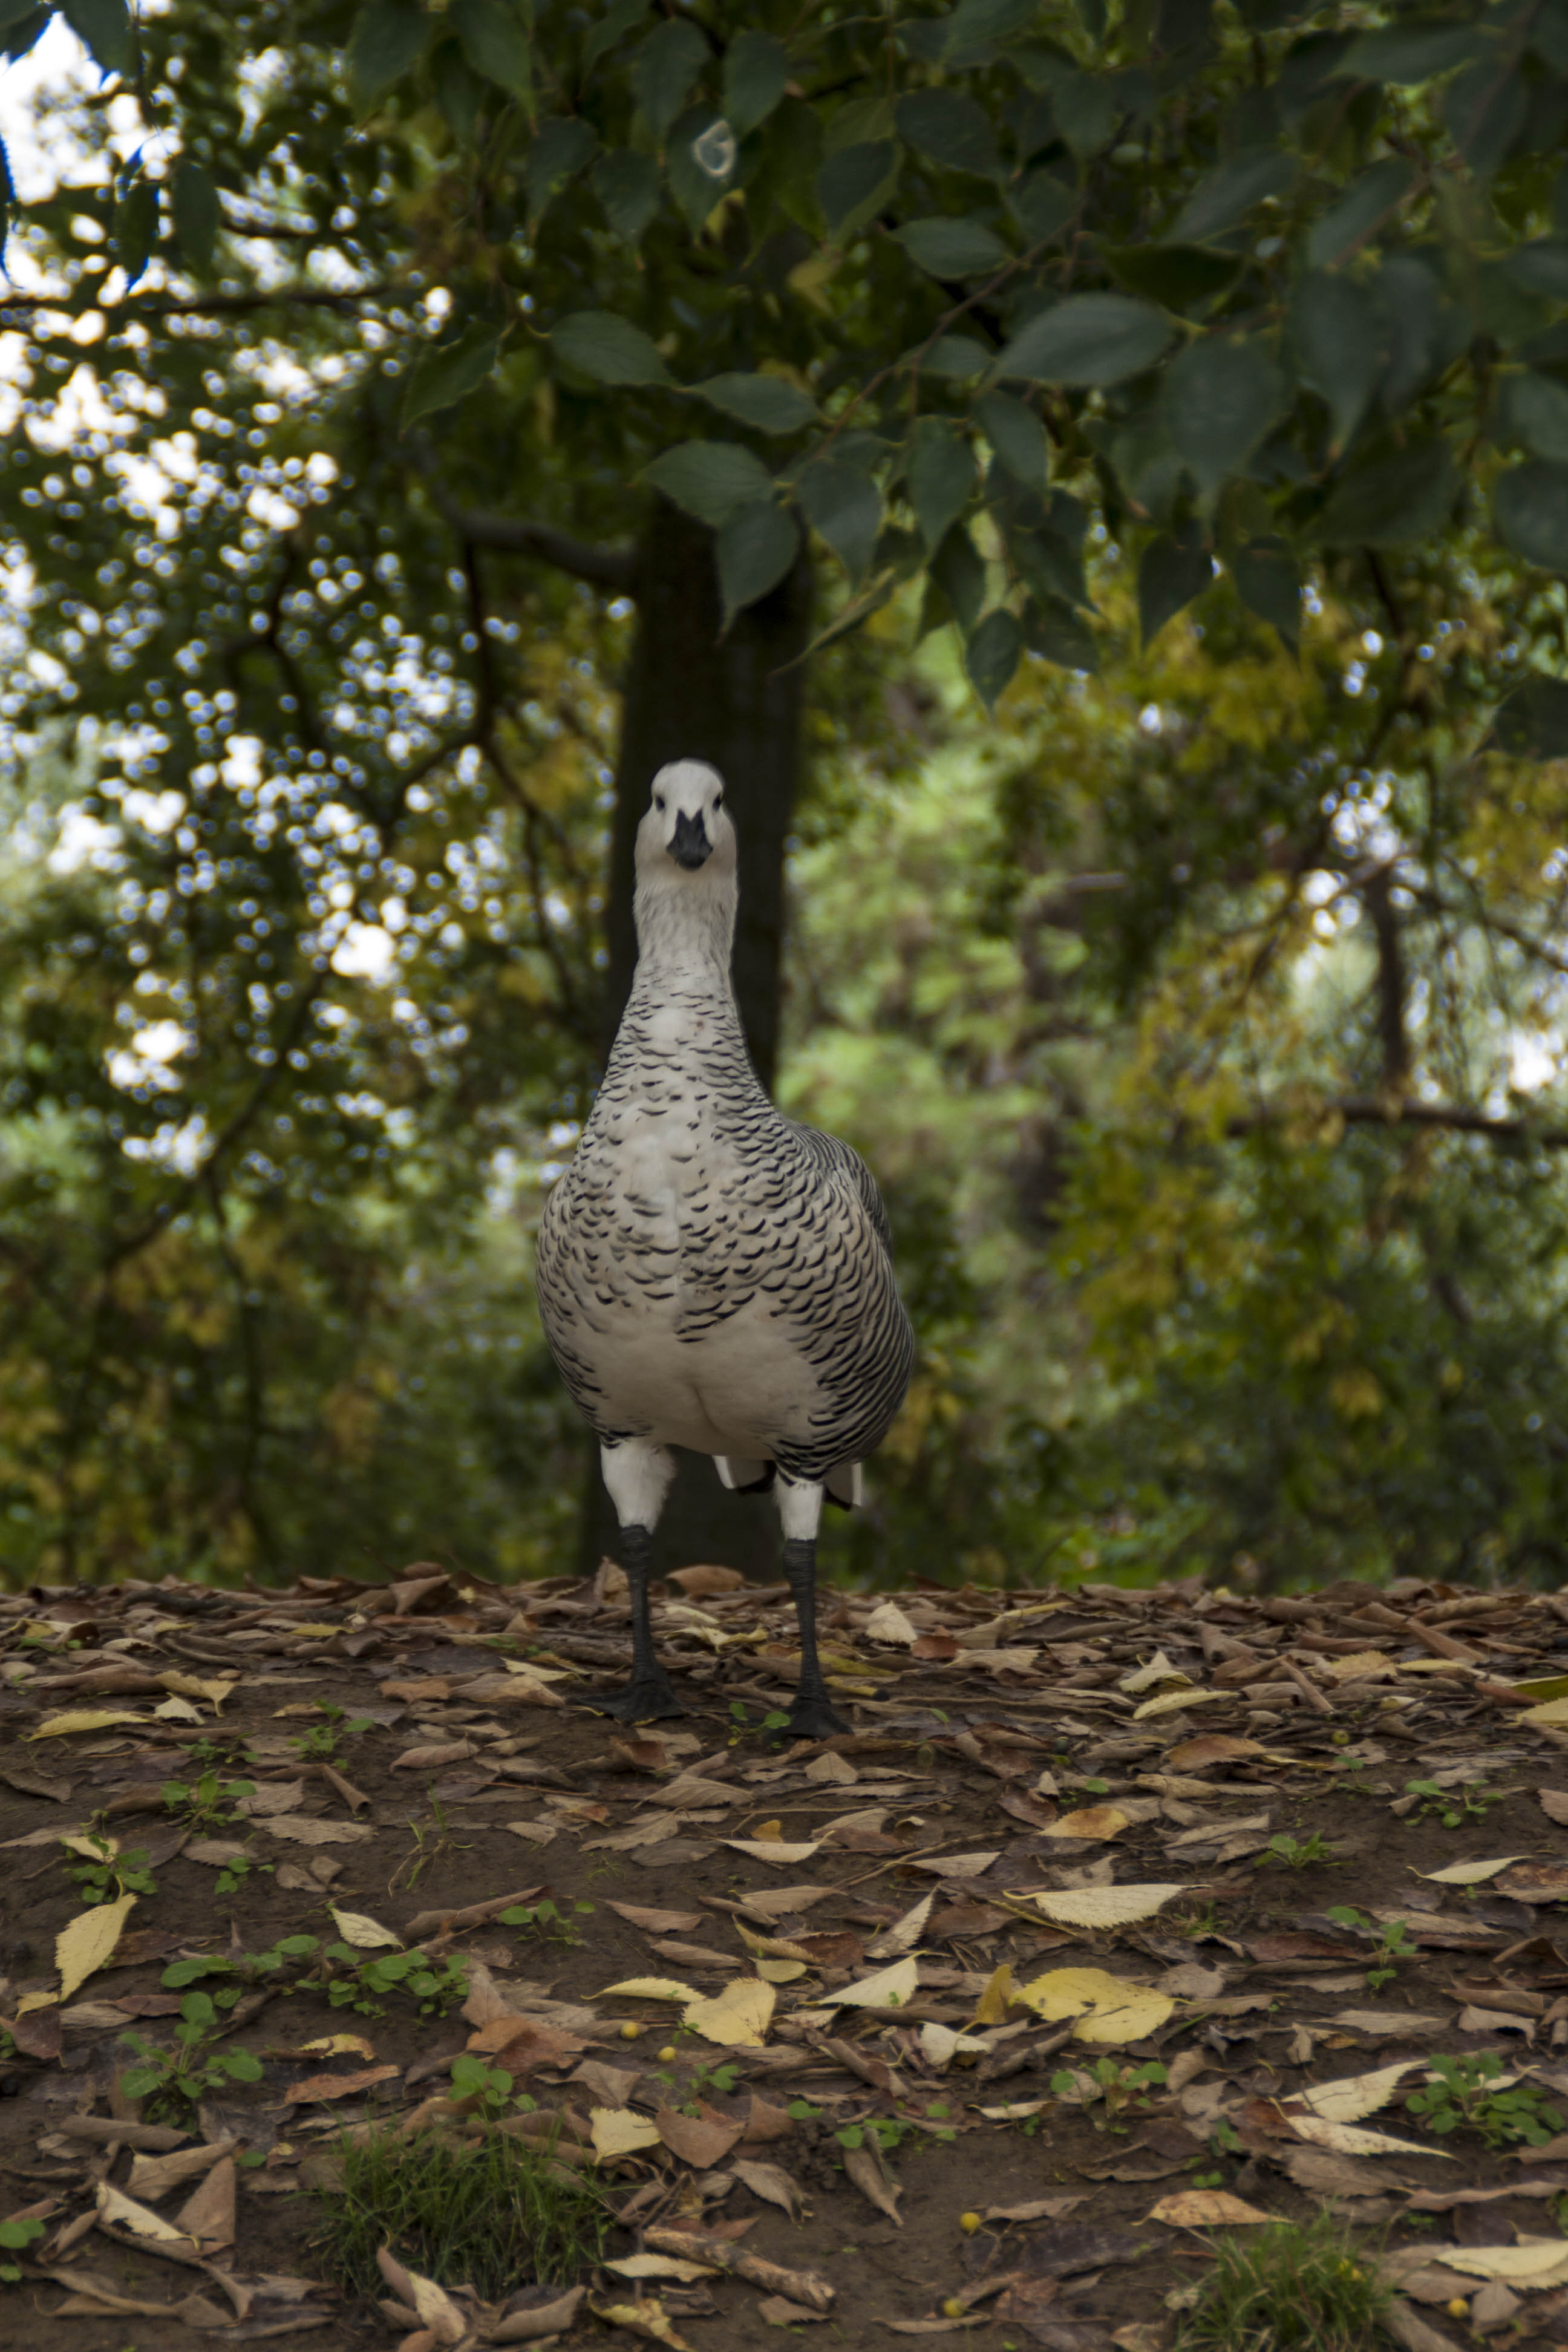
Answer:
[
  {"left": 94, "top": 2180, "right": 197, "bottom": 2247},
  {"left": 724, "top": 1839, "right": 822, "bottom": 1864},
  {"left": 655, "top": 2104, "right": 745, "bottom": 2168},
  {"left": 759, "top": 2296, "right": 833, "bottom": 2327},
  {"left": 843, "top": 2135, "right": 901, "bottom": 2226},
  {"left": 605, "top": 2254, "right": 720, "bottom": 2283},
  {"left": 391, "top": 1741, "right": 475, "bottom": 1771},
  {"left": 831, "top": 1957, "right": 919, "bottom": 2011},
  {"left": 1148, "top": 2190, "right": 1272, "bottom": 2228},
  {"left": 258, "top": 1816, "right": 374, "bottom": 1846},
  {"left": 733, "top": 2158, "right": 805, "bottom": 2221},
  {"left": 126, "top": 2141, "right": 235, "bottom": 2202},
  {"left": 175, "top": 2157, "right": 235, "bottom": 2248},
  {"left": 283, "top": 2063, "right": 400, "bottom": 2104},
  {"left": 589, "top": 2297, "right": 692, "bottom": 2348},
  {"left": 607, "top": 1901, "right": 704, "bottom": 1935},
  {"left": 1044, "top": 1806, "right": 1129, "bottom": 1843}
]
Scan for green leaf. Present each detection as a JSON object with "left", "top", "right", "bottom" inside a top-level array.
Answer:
[
  {"left": 1049, "top": 70, "right": 1116, "bottom": 161},
  {"left": 1445, "top": 60, "right": 1528, "bottom": 176},
  {"left": 818, "top": 141, "right": 899, "bottom": 238},
  {"left": 2, "top": 4, "right": 50, "bottom": 60},
  {"left": 1495, "top": 459, "right": 1568, "bottom": 573},
  {"left": 796, "top": 459, "right": 881, "bottom": 580},
  {"left": 582, "top": 0, "right": 647, "bottom": 75},
  {"left": 1024, "top": 591, "right": 1099, "bottom": 672},
  {"left": 347, "top": 0, "right": 429, "bottom": 108},
  {"left": 590, "top": 149, "right": 661, "bottom": 244},
  {"left": 893, "top": 217, "right": 1008, "bottom": 279},
  {"left": 1378, "top": 255, "right": 1456, "bottom": 413},
  {"left": 1105, "top": 243, "right": 1241, "bottom": 308},
  {"left": 913, "top": 335, "right": 991, "bottom": 381},
  {"left": 1163, "top": 337, "right": 1283, "bottom": 495},
  {"left": 998, "top": 293, "right": 1174, "bottom": 388},
  {"left": 60, "top": 0, "right": 131, "bottom": 74},
  {"left": 906, "top": 418, "right": 977, "bottom": 554},
  {"left": 724, "top": 30, "right": 789, "bottom": 139},
  {"left": 1009, "top": 522, "right": 1088, "bottom": 610},
  {"left": 1338, "top": 22, "right": 1478, "bottom": 83},
  {"left": 1491, "top": 675, "right": 1568, "bottom": 758},
  {"left": 1291, "top": 272, "right": 1387, "bottom": 451},
  {"left": 1504, "top": 240, "right": 1568, "bottom": 302},
  {"left": 552, "top": 309, "right": 671, "bottom": 387},
  {"left": 1011, "top": 171, "right": 1076, "bottom": 247},
  {"left": 449, "top": 0, "right": 531, "bottom": 105},
  {"left": 1313, "top": 440, "right": 1458, "bottom": 546},
  {"left": 1173, "top": 146, "right": 1295, "bottom": 242},
  {"left": 527, "top": 116, "right": 597, "bottom": 223},
  {"left": 932, "top": 524, "right": 987, "bottom": 631},
  {"left": 116, "top": 177, "right": 158, "bottom": 289},
  {"left": 894, "top": 89, "right": 998, "bottom": 177},
  {"left": 1138, "top": 523, "right": 1212, "bottom": 647},
  {"left": 433, "top": 44, "right": 486, "bottom": 146},
  {"left": 666, "top": 105, "right": 736, "bottom": 228},
  {"left": 717, "top": 500, "right": 800, "bottom": 629},
  {"left": 224, "top": 2048, "right": 265, "bottom": 2082},
  {"left": 966, "top": 608, "right": 1022, "bottom": 708},
  {"left": 644, "top": 440, "right": 773, "bottom": 528},
  {"left": 976, "top": 390, "right": 1048, "bottom": 488},
  {"left": 169, "top": 158, "right": 219, "bottom": 272},
  {"left": 1499, "top": 371, "right": 1568, "bottom": 463},
  {"left": 1306, "top": 157, "right": 1414, "bottom": 271},
  {"left": 634, "top": 16, "right": 707, "bottom": 141},
  {"left": 400, "top": 325, "right": 501, "bottom": 428},
  {"left": 692, "top": 373, "right": 817, "bottom": 434},
  {"left": 1230, "top": 536, "right": 1300, "bottom": 648}
]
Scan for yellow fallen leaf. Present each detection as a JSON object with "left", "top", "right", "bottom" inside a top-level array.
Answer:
[
  {"left": 499, "top": 1657, "right": 573, "bottom": 1681},
  {"left": 1045, "top": 1806, "right": 1129, "bottom": 1842},
  {"left": 597, "top": 1978, "right": 698, "bottom": 2004},
  {"left": 863, "top": 1601, "right": 920, "bottom": 1646},
  {"left": 1523, "top": 1698, "right": 1568, "bottom": 1726},
  {"left": 1434, "top": 2243, "right": 1568, "bottom": 2285},
  {"left": 327, "top": 1906, "right": 403, "bottom": 1950},
  {"left": 15, "top": 1988, "right": 57, "bottom": 2015},
  {"left": 27, "top": 1710, "right": 146, "bottom": 1740},
  {"left": 1285, "top": 2115, "right": 1452, "bottom": 2158},
  {"left": 1414, "top": 1856, "right": 1532, "bottom": 1885},
  {"left": 1132, "top": 1690, "right": 1225, "bottom": 1721},
  {"left": 604, "top": 2255, "right": 719, "bottom": 2282},
  {"left": 684, "top": 1976, "right": 776, "bottom": 2047},
  {"left": 57, "top": 1891, "right": 137, "bottom": 2003},
  {"left": 153, "top": 1696, "right": 203, "bottom": 1722},
  {"left": 918, "top": 2022, "right": 991, "bottom": 2066},
  {"left": 300, "top": 2033, "right": 377, "bottom": 2059},
  {"left": 1019, "top": 1965, "right": 1173, "bottom": 2044},
  {"left": 590, "top": 2298, "right": 692, "bottom": 2348},
  {"left": 590, "top": 2106, "right": 664, "bottom": 2160},
  {"left": 157, "top": 1671, "right": 237, "bottom": 1708},
  {"left": 96, "top": 2180, "right": 194, "bottom": 2244},
  {"left": 1148, "top": 2190, "right": 1272, "bottom": 2228},
  {"left": 282, "top": 1624, "right": 344, "bottom": 1638},
  {"left": 1296, "top": 2060, "right": 1423, "bottom": 2123},
  {"left": 754, "top": 1958, "right": 806, "bottom": 1984},
  {"left": 970, "top": 1964, "right": 1013, "bottom": 2027},
  {"left": 831, "top": 1957, "right": 920, "bottom": 2011},
  {"left": 1025, "top": 1884, "right": 1186, "bottom": 1930},
  {"left": 1120, "top": 1651, "right": 1190, "bottom": 1694},
  {"left": 723, "top": 1839, "right": 822, "bottom": 1864}
]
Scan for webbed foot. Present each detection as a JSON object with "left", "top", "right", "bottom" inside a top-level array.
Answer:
[{"left": 586, "top": 1676, "right": 685, "bottom": 1722}]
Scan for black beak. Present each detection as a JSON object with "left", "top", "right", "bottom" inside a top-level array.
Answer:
[{"left": 670, "top": 809, "right": 712, "bottom": 869}]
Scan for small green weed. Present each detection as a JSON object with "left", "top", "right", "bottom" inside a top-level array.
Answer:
[
  {"left": 119, "top": 1992, "right": 265, "bottom": 2114},
  {"left": 1324, "top": 1907, "right": 1420, "bottom": 1994},
  {"left": 0, "top": 2215, "right": 44, "bottom": 2284},
  {"left": 497, "top": 1898, "right": 596, "bottom": 1948},
  {"left": 162, "top": 1768, "right": 256, "bottom": 1836},
  {"left": 1404, "top": 1777, "right": 1500, "bottom": 1829},
  {"left": 323, "top": 1945, "right": 469, "bottom": 2019},
  {"left": 1258, "top": 1832, "right": 1338, "bottom": 1870},
  {"left": 314, "top": 2125, "right": 609, "bottom": 2303},
  {"left": 1051, "top": 2057, "right": 1167, "bottom": 2134},
  {"left": 1406, "top": 2053, "right": 1563, "bottom": 2150},
  {"left": 1176, "top": 2213, "right": 1390, "bottom": 2351},
  {"left": 292, "top": 1703, "right": 373, "bottom": 1766},
  {"left": 63, "top": 1833, "right": 157, "bottom": 1905}
]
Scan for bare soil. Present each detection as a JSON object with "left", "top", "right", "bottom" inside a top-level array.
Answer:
[{"left": 2, "top": 1566, "right": 1568, "bottom": 2351}]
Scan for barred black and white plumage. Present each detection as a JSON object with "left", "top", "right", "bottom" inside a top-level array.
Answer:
[{"left": 535, "top": 757, "right": 915, "bottom": 1736}]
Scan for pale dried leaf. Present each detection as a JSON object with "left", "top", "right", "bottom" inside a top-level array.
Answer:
[
  {"left": 684, "top": 1976, "right": 776, "bottom": 2047},
  {"left": 590, "top": 2107, "right": 663, "bottom": 2159},
  {"left": 1147, "top": 2190, "right": 1272, "bottom": 2228},
  {"left": 57, "top": 1892, "right": 136, "bottom": 2003},
  {"left": 327, "top": 1906, "right": 402, "bottom": 1950},
  {"left": 1026, "top": 1884, "right": 1186, "bottom": 1929}
]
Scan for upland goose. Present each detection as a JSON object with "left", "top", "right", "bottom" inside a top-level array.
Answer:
[{"left": 536, "top": 759, "right": 915, "bottom": 1738}]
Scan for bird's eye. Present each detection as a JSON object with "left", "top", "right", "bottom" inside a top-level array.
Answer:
[
  {"left": 654, "top": 795, "right": 665, "bottom": 811},
  {"left": 713, "top": 794, "right": 724, "bottom": 809}
]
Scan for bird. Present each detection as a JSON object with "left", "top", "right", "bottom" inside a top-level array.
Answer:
[{"left": 535, "top": 757, "right": 915, "bottom": 1739}]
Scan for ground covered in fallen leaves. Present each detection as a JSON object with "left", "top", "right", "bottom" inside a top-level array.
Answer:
[{"left": 5, "top": 1564, "right": 1568, "bottom": 2352}]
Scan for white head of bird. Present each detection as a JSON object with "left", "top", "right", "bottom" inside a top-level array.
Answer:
[{"left": 633, "top": 759, "right": 737, "bottom": 970}]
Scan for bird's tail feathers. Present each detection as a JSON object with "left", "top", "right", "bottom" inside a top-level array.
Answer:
[
  {"left": 714, "top": 1455, "right": 776, "bottom": 1495},
  {"left": 825, "top": 1460, "right": 864, "bottom": 1511}
]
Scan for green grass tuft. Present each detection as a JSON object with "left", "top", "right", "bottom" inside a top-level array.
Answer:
[
  {"left": 1177, "top": 2214, "right": 1391, "bottom": 2352},
  {"left": 313, "top": 2125, "right": 610, "bottom": 2304}
]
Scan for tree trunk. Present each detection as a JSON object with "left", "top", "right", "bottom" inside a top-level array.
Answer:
[{"left": 578, "top": 498, "right": 814, "bottom": 1579}]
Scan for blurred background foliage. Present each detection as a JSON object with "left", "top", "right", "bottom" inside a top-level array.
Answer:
[{"left": 2, "top": 0, "right": 1568, "bottom": 1593}]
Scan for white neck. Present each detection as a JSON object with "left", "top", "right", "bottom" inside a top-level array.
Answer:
[{"left": 632, "top": 866, "right": 737, "bottom": 993}]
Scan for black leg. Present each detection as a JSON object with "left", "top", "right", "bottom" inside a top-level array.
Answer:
[
  {"left": 781, "top": 1535, "right": 849, "bottom": 1741},
  {"left": 588, "top": 1525, "right": 683, "bottom": 1720}
]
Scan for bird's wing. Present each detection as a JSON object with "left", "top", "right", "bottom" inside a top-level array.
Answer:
[{"left": 786, "top": 1122, "right": 895, "bottom": 1255}]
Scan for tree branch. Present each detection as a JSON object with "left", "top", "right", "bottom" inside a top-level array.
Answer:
[
  {"left": 410, "top": 439, "right": 636, "bottom": 593},
  {"left": 1227, "top": 1096, "right": 1568, "bottom": 1149}
]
